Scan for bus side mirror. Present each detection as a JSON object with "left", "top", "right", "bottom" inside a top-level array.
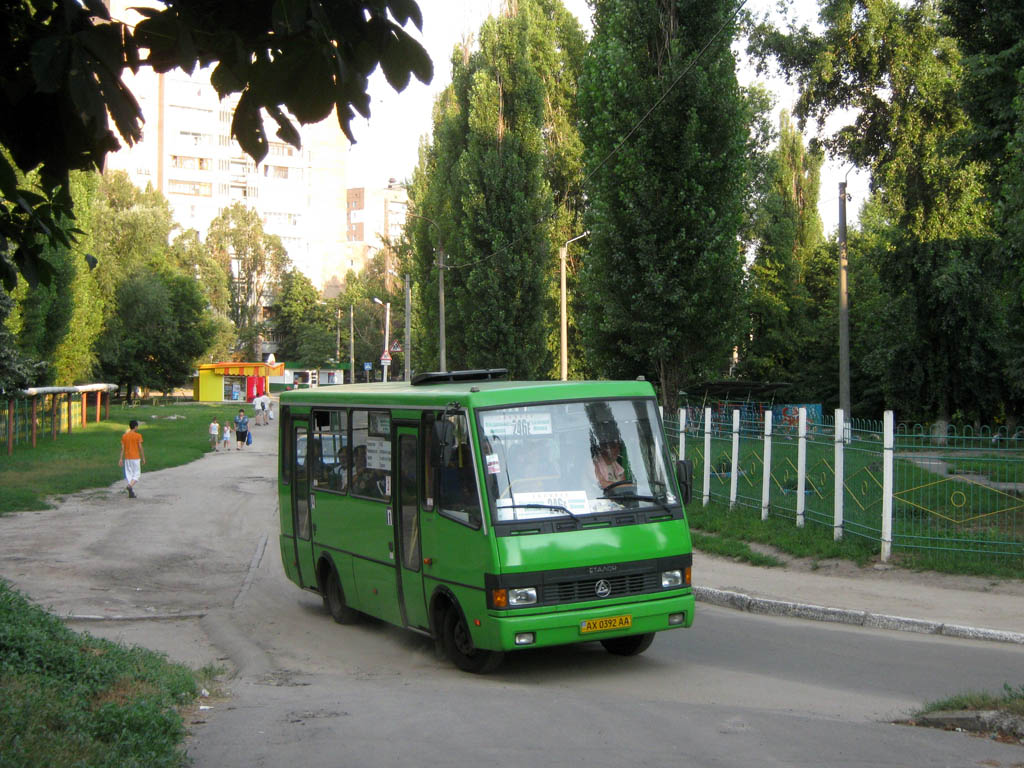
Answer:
[
  {"left": 433, "top": 420, "right": 455, "bottom": 467},
  {"left": 676, "top": 459, "right": 694, "bottom": 505}
]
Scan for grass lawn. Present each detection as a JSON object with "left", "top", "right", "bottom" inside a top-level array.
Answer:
[{"left": 0, "top": 402, "right": 252, "bottom": 515}]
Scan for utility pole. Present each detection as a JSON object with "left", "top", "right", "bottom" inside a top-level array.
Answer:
[
  {"left": 438, "top": 244, "right": 446, "bottom": 372},
  {"left": 404, "top": 273, "right": 411, "bottom": 382},
  {"left": 335, "top": 304, "right": 341, "bottom": 383},
  {"left": 838, "top": 180, "right": 851, "bottom": 420},
  {"left": 349, "top": 304, "right": 355, "bottom": 385}
]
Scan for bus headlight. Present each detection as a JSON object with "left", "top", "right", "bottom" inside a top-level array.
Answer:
[
  {"left": 661, "top": 570, "right": 683, "bottom": 588},
  {"left": 508, "top": 587, "right": 537, "bottom": 606}
]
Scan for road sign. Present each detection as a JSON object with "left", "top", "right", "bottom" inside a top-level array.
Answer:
[
  {"left": 380, "top": 350, "right": 392, "bottom": 364},
  {"left": 363, "top": 362, "right": 372, "bottom": 371},
  {"left": 390, "top": 339, "right": 402, "bottom": 354}
]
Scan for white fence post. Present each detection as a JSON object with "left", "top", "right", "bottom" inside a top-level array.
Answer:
[
  {"left": 729, "top": 409, "right": 740, "bottom": 508},
  {"left": 882, "top": 410, "right": 894, "bottom": 562},
  {"left": 796, "top": 407, "right": 807, "bottom": 527},
  {"left": 703, "top": 407, "right": 712, "bottom": 506},
  {"left": 762, "top": 409, "right": 772, "bottom": 521},
  {"left": 678, "top": 408, "right": 686, "bottom": 461},
  {"left": 834, "top": 408, "right": 844, "bottom": 541}
]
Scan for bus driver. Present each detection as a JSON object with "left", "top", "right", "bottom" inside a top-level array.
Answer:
[{"left": 592, "top": 439, "right": 626, "bottom": 489}]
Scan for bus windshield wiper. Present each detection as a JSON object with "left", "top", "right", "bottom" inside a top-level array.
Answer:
[
  {"left": 599, "top": 493, "right": 675, "bottom": 516},
  {"left": 500, "top": 502, "right": 581, "bottom": 524}
]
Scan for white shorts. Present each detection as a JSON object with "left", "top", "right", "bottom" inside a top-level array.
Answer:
[{"left": 123, "top": 459, "right": 141, "bottom": 484}]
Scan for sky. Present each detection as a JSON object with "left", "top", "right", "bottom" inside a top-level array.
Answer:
[{"left": 344, "top": 0, "right": 867, "bottom": 235}]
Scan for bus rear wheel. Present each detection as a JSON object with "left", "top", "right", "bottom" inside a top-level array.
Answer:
[
  {"left": 324, "top": 568, "right": 358, "bottom": 624},
  {"left": 600, "top": 632, "right": 655, "bottom": 656},
  {"left": 443, "top": 607, "right": 504, "bottom": 674}
]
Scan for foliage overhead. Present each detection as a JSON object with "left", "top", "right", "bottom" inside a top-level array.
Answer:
[{"left": 0, "top": 0, "right": 432, "bottom": 292}]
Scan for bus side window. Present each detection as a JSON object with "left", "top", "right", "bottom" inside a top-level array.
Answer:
[
  {"left": 437, "top": 414, "right": 481, "bottom": 529},
  {"left": 311, "top": 409, "right": 349, "bottom": 494},
  {"left": 351, "top": 409, "right": 390, "bottom": 501},
  {"left": 281, "top": 406, "right": 292, "bottom": 485},
  {"left": 422, "top": 412, "right": 436, "bottom": 511}
]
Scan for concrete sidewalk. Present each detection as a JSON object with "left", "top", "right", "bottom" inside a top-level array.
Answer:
[{"left": 693, "top": 551, "right": 1024, "bottom": 644}]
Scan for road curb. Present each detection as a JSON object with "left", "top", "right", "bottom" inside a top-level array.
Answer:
[
  {"left": 200, "top": 609, "right": 273, "bottom": 679},
  {"left": 693, "top": 586, "right": 1024, "bottom": 645}
]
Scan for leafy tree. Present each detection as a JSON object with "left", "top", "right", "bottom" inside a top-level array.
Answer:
[
  {"left": 89, "top": 172, "right": 177, "bottom": 311},
  {"left": 335, "top": 256, "right": 407, "bottom": 379},
  {"left": 206, "top": 202, "right": 289, "bottom": 356},
  {"left": 273, "top": 268, "right": 324, "bottom": 362},
  {"left": 751, "top": 0, "right": 1006, "bottom": 422},
  {"left": 168, "top": 228, "right": 230, "bottom": 318},
  {"left": 0, "top": 291, "right": 46, "bottom": 394},
  {"left": 0, "top": 0, "right": 432, "bottom": 291},
  {"left": 409, "top": 0, "right": 584, "bottom": 379},
  {"left": 96, "top": 267, "right": 214, "bottom": 395},
  {"left": 578, "top": 0, "right": 751, "bottom": 411},
  {"left": 943, "top": 0, "right": 1024, "bottom": 291}
]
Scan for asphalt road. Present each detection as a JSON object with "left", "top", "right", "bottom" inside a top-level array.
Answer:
[{"left": 2, "top": 414, "right": 1022, "bottom": 767}]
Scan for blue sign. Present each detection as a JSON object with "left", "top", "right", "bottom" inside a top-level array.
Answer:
[{"left": 363, "top": 362, "right": 372, "bottom": 371}]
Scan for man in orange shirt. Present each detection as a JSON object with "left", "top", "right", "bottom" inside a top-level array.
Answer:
[{"left": 118, "top": 419, "right": 146, "bottom": 498}]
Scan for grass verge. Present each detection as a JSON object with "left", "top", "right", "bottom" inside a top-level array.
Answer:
[
  {"left": 0, "top": 579, "right": 200, "bottom": 768},
  {"left": 918, "top": 684, "right": 1024, "bottom": 717},
  {"left": 0, "top": 402, "right": 256, "bottom": 515},
  {"left": 688, "top": 501, "right": 879, "bottom": 567},
  {"left": 690, "top": 531, "right": 785, "bottom": 567}
]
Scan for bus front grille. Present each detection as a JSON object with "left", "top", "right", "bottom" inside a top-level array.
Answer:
[{"left": 543, "top": 572, "right": 661, "bottom": 605}]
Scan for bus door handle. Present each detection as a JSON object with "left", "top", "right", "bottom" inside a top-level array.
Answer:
[{"left": 386, "top": 507, "right": 393, "bottom": 526}]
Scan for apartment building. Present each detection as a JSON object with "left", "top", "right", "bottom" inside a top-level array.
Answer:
[
  {"left": 104, "top": 0, "right": 350, "bottom": 291},
  {"left": 344, "top": 180, "right": 408, "bottom": 287}
]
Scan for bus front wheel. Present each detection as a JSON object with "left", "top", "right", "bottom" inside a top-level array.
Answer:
[
  {"left": 443, "top": 607, "right": 504, "bottom": 674},
  {"left": 600, "top": 632, "right": 655, "bottom": 656},
  {"left": 324, "top": 568, "right": 358, "bottom": 625}
]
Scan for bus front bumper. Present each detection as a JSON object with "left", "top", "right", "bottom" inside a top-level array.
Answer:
[{"left": 484, "top": 591, "right": 695, "bottom": 651}]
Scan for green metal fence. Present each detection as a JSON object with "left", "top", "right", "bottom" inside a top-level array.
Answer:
[{"left": 665, "top": 407, "right": 1023, "bottom": 569}]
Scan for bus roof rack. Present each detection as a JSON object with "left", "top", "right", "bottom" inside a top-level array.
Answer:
[{"left": 411, "top": 369, "right": 509, "bottom": 386}]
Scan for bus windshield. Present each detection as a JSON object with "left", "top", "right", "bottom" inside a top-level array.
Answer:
[{"left": 477, "top": 398, "right": 676, "bottom": 524}]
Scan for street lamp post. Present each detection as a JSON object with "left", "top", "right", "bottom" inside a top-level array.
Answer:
[
  {"left": 373, "top": 297, "right": 391, "bottom": 383},
  {"left": 406, "top": 212, "right": 446, "bottom": 372}
]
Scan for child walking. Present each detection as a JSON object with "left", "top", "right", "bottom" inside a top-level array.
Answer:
[
  {"left": 210, "top": 417, "right": 220, "bottom": 451},
  {"left": 221, "top": 422, "right": 232, "bottom": 451}
]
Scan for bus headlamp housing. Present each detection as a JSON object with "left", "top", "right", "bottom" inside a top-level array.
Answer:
[
  {"left": 661, "top": 569, "right": 683, "bottom": 588},
  {"left": 508, "top": 587, "right": 537, "bottom": 606}
]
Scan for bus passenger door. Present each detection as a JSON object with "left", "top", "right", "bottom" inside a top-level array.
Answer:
[
  {"left": 395, "top": 426, "right": 429, "bottom": 629},
  {"left": 291, "top": 419, "right": 316, "bottom": 588}
]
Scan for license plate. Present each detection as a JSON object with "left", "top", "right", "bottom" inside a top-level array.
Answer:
[{"left": 579, "top": 614, "right": 632, "bottom": 634}]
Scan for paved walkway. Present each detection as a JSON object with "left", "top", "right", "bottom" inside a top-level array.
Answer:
[{"left": 695, "top": 551, "right": 1024, "bottom": 644}]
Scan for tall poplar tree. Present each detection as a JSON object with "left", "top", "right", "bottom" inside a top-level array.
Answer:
[
  {"left": 739, "top": 111, "right": 825, "bottom": 390},
  {"left": 408, "top": 0, "right": 584, "bottom": 378},
  {"left": 578, "top": 0, "right": 750, "bottom": 411}
]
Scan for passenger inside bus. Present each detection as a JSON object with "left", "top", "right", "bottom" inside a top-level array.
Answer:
[{"left": 351, "top": 445, "right": 383, "bottom": 497}]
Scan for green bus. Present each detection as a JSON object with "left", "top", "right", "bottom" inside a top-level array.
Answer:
[{"left": 278, "top": 369, "right": 695, "bottom": 672}]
